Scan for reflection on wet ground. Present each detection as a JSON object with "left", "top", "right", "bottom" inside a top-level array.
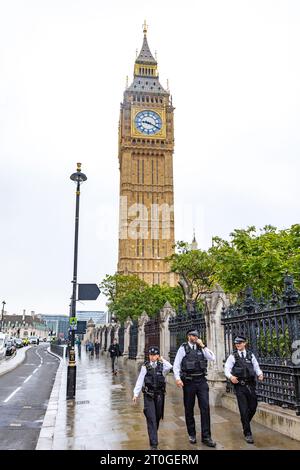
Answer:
[{"left": 51, "top": 350, "right": 300, "bottom": 450}]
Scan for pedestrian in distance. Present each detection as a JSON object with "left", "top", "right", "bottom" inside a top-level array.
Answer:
[
  {"left": 89, "top": 341, "right": 94, "bottom": 357},
  {"left": 173, "top": 328, "right": 217, "bottom": 448},
  {"left": 224, "top": 335, "right": 263, "bottom": 444},
  {"left": 76, "top": 337, "right": 81, "bottom": 358},
  {"left": 108, "top": 338, "right": 120, "bottom": 375},
  {"left": 132, "top": 346, "right": 172, "bottom": 450},
  {"left": 95, "top": 340, "right": 100, "bottom": 358}
]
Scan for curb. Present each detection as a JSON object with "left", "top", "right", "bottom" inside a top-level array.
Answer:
[
  {"left": 0, "top": 346, "right": 32, "bottom": 377},
  {"left": 35, "top": 348, "right": 65, "bottom": 450}
]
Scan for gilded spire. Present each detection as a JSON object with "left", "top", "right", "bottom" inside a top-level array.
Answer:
[
  {"left": 127, "top": 23, "right": 169, "bottom": 95},
  {"left": 191, "top": 230, "right": 198, "bottom": 250},
  {"left": 143, "top": 20, "right": 148, "bottom": 35},
  {"left": 135, "top": 21, "right": 156, "bottom": 65}
]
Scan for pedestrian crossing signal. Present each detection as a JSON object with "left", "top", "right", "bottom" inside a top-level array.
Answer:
[{"left": 69, "top": 317, "right": 77, "bottom": 330}]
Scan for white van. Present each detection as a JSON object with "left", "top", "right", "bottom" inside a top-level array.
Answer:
[{"left": 0, "top": 332, "right": 7, "bottom": 361}]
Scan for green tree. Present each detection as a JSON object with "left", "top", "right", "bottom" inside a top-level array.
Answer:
[
  {"left": 209, "top": 224, "right": 300, "bottom": 297},
  {"left": 166, "top": 241, "right": 216, "bottom": 304},
  {"left": 99, "top": 273, "right": 183, "bottom": 322}
]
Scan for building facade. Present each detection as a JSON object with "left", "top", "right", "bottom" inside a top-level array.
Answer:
[
  {"left": 38, "top": 314, "right": 69, "bottom": 339},
  {"left": 77, "top": 311, "right": 107, "bottom": 325},
  {"left": 0, "top": 311, "right": 48, "bottom": 339},
  {"left": 118, "top": 23, "right": 176, "bottom": 286}
]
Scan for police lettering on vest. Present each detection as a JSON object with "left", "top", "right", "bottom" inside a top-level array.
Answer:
[
  {"left": 142, "top": 361, "right": 166, "bottom": 396},
  {"left": 180, "top": 343, "right": 208, "bottom": 380},
  {"left": 231, "top": 350, "right": 256, "bottom": 383}
]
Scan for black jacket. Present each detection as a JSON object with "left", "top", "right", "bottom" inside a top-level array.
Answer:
[{"left": 108, "top": 344, "right": 120, "bottom": 358}]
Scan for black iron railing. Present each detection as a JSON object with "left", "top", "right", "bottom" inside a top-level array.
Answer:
[
  {"left": 128, "top": 320, "right": 138, "bottom": 359},
  {"left": 144, "top": 314, "right": 160, "bottom": 361},
  {"left": 222, "top": 274, "right": 300, "bottom": 415},
  {"left": 118, "top": 324, "right": 124, "bottom": 355},
  {"left": 168, "top": 302, "right": 207, "bottom": 363},
  {"left": 104, "top": 328, "right": 108, "bottom": 351}
]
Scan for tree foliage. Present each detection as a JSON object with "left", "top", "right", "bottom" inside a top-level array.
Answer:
[
  {"left": 99, "top": 273, "right": 183, "bottom": 322},
  {"left": 209, "top": 224, "right": 300, "bottom": 297},
  {"left": 166, "top": 241, "right": 216, "bottom": 303},
  {"left": 100, "top": 225, "right": 300, "bottom": 320}
]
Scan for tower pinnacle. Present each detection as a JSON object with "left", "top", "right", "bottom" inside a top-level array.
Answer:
[{"left": 143, "top": 19, "right": 148, "bottom": 35}]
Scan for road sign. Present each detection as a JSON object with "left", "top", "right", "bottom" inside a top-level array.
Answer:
[
  {"left": 77, "top": 321, "right": 87, "bottom": 334},
  {"left": 69, "top": 317, "right": 77, "bottom": 330},
  {"left": 78, "top": 284, "right": 100, "bottom": 301}
]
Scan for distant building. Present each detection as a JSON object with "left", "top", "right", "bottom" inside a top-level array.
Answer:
[
  {"left": 190, "top": 231, "right": 198, "bottom": 251},
  {"left": 77, "top": 311, "right": 107, "bottom": 325},
  {"left": 1, "top": 310, "right": 48, "bottom": 338},
  {"left": 38, "top": 314, "right": 69, "bottom": 339}
]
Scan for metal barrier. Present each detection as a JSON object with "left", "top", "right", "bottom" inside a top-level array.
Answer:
[
  {"left": 128, "top": 320, "right": 138, "bottom": 359},
  {"left": 144, "top": 315, "right": 160, "bottom": 361},
  {"left": 222, "top": 275, "right": 300, "bottom": 415},
  {"left": 50, "top": 343, "right": 66, "bottom": 358},
  {"left": 168, "top": 302, "right": 206, "bottom": 363}
]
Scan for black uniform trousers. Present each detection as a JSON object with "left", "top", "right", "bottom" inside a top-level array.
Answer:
[
  {"left": 183, "top": 376, "right": 211, "bottom": 439},
  {"left": 111, "top": 356, "right": 117, "bottom": 372},
  {"left": 143, "top": 392, "right": 164, "bottom": 446},
  {"left": 234, "top": 383, "right": 258, "bottom": 436}
]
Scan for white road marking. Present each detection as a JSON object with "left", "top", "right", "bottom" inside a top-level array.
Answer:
[
  {"left": 4, "top": 387, "right": 21, "bottom": 403},
  {"left": 10, "top": 423, "right": 21, "bottom": 427},
  {"left": 32, "top": 368, "right": 39, "bottom": 374},
  {"left": 23, "top": 375, "right": 32, "bottom": 383},
  {"left": 23, "top": 405, "right": 31, "bottom": 409}
]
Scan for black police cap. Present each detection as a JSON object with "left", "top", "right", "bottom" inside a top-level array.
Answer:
[
  {"left": 234, "top": 336, "right": 247, "bottom": 343},
  {"left": 187, "top": 329, "right": 199, "bottom": 337},
  {"left": 148, "top": 346, "right": 160, "bottom": 355}
]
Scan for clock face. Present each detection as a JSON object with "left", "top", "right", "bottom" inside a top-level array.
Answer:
[{"left": 134, "top": 110, "right": 162, "bottom": 135}]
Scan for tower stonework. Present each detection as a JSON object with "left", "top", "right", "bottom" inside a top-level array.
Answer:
[{"left": 117, "top": 25, "right": 176, "bottom": 286}]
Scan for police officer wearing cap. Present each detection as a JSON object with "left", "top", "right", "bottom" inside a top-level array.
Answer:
[
  {"left": 173, "top": 329, "right": 217, "bottom": 447},
  {"left": 132, "top": 346, "right": 172, "bottom": 450},
  {"left": 224, "top": 336, "right": 263, "bottom": 444}
]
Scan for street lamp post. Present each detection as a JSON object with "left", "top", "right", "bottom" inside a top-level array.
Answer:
[
  {"left": 0, "top": 301, "right": 6, "bottom": 332},
  {"left": 66, "top": 163, "right": 87, "bottom": 400}
]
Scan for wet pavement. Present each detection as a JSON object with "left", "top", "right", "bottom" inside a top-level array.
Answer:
[{"left": 37, "top": 349, "right": 300, "bottom": 450}]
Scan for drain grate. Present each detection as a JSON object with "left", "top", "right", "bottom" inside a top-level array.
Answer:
[{"left": 75, "top": 400, "right": 90, "bottom": 405}]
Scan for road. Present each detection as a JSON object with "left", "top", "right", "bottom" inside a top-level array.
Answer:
[{"left": 0, "top": 343, "right": 59, "bottom": 449}]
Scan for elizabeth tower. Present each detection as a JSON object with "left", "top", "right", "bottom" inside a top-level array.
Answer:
[{"left": 118, "top": 23, "right": 176, "bottom": 287}]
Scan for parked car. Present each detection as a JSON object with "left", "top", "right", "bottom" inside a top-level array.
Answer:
[
  {"left": 0, "top": 332, "right": 7, "bottom": 360},
  {"left": 5, "top": 340, "right": 16, "bottom": 357},
  {"left": 14, "top": 339, "right": 23, "bottom": 348},
  {"left": 29, "top": 336, "right": 39, "bottom": 345},
  {"left": 22, "top": 337, "right": 30, "bottom": 346}
]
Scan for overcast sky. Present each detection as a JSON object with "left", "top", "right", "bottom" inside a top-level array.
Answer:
[{"left": 0, "top": 0, "right": 299, "bottom": 316}]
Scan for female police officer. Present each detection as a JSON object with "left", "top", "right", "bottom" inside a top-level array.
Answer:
[
  {"left": 224, "top": 335, "right": 263, "bottom": 444},
  {"left": 132, "top": 346, "right": 172, "bottom": 450},
  {"left": 173, "top": 329, "right": 217, "bottom": 447}
]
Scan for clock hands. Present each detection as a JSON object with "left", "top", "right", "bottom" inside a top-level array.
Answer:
[{"left": 142, "top": 119, "right": 161, "bottom": 130}]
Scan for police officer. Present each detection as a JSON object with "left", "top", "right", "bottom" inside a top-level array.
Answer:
[
  {"left": 224, "top": 335, "right": 263, "bottom": 444},
  {"left": 132, "top": 346, "right": 172, "bottom": 450},
  {"left": 173, "top": 329, "right": 216, "bottom": 447}
]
